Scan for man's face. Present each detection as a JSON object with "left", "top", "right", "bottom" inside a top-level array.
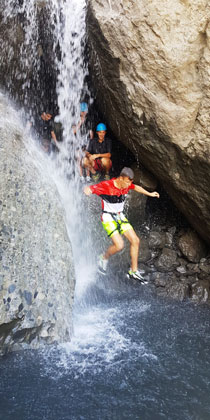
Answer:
[
  {"left": 97, "top": 130, "right": 106, "bottom": 142},
  {"left": 120, "top": 176, "right": 133, "bottom": 188},
  {"left": 80, "top": 111, "right": 87, "bottom": 119},
  {"left": 41, "top": 112, "right": 52, "bottom": 121}
]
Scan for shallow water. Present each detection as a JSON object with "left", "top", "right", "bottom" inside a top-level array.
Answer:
[{"left": 1, "top": 274, "right": 210, "bottom": 420}]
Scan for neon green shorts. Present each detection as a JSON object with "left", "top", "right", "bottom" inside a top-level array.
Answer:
[{"left": 101, "top": 212, "right": 133, "bottom": 238}]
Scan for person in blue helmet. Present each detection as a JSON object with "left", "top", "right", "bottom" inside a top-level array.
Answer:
[
  {"left": 74, "top": 102, "right": 94, "bottom": 182},
  {"left": 84, "top": 123, "right": 112, "bottom": 181},
  {"left": 73, "top": 102, "right": 94, "bottom": 141}
]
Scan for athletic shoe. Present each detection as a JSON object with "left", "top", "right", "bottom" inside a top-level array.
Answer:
[
  {"left": 127, "top": 269, "right": 148, "bottom": 284},
  {"left": 98, "top": 254, "right": 108, "bottom": 275},
  {"left": 86, "top": 176, "right": 91, "bottom": 182},
  {"left": 92, "top": 173, "right": 100, "bottom": 182},
  {"left": 80, "top": 176, "right": 85, "bottom": 183},
  {"left": 104, "top": 174, "right": 110, "bottom": 181}
]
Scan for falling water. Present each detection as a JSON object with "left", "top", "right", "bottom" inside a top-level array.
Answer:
[{"left": 2, "top": 0, "right": 96, "bottom": 303}]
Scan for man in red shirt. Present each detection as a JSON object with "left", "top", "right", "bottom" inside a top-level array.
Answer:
[{"left": 84, "top": 167, "right": 160, "bottom": 282}]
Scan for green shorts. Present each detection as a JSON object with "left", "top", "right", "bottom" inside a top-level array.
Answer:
[{"left": 101, "top": 212, "right": 133, "bottom": 238}]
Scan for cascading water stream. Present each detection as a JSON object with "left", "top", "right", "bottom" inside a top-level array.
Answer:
[{"left": 3, "top": 0, "right": 96, "bottom": 306}]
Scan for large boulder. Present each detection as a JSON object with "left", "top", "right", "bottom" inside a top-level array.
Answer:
[
  {"left": 87, "top": 0, "right": 210, "bottom": 243},
  {"left": 177, "top": 230, "right": 207, "bottom": 262},
  {"left": 0, "top": 95, "right": 75, "bottom": 355}
]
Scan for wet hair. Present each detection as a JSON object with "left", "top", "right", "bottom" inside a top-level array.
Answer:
[{"left": 120, "top": 167, "right": 134, "bottom": 180}]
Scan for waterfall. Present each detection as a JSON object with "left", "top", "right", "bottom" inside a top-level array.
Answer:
[{"left": 1, "top": 0, "right": 97, "bottom": 314}]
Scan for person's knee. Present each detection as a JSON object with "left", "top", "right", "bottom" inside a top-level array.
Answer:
[
  {"left": 115, "top": 238, "right": 124, "bottom": 252},
  {"left": 132, "top": 234, "right": 140, "bottom": 247},
  {"left": 101, "top": 157, "right": 112, "bottom": 169},
  {"left": 83, "top": 157, "right": 89, "bottom": 167}
]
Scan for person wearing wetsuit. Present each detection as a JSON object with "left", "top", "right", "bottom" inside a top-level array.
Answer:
[{"left": 84, "top": 167, "right": 160, "bottom": 282}]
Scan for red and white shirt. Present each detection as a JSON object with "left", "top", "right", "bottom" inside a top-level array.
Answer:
[{"left": 90, "top": 178, "right": 135, "bottom": 213}]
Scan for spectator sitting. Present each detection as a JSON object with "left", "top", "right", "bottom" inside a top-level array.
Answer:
[
  {"left": 77, "top": 144, "right": 91, "bottom": 183},
  {"left": 73, "top": 102, "right": 94, "bottom": 142},
  {"left": 83, "top": 123, "right": 112, "bottom": 181}
]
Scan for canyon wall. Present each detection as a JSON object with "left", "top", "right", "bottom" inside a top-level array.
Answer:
[{"left": 87, "top": 0, "right": 210, "bottom": 243}]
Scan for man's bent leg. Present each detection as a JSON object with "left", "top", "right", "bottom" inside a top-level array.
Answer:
[
  {"left": 101, "top": 157, "right": 112, "bottom": 174},
  {"left": 123, "top": 229, "right": 140, "bottom": 272},
  {"left": 104, "top": 232, "right": 124, "bottom": 260},
  {"left": 83, "top": 156, "right": 96, "bottom": 174}
]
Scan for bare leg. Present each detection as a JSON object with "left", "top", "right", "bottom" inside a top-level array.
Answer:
[
  {"left": 79, "top": 159, "right": 83, "bottom": 177},
  {"left": 123, "top": 229, "right": 140, "bottom": 272},
  {"left": 101, "top": 157, "right": 112, "bottom": 174},
  {"left": 104, "top": 232, "right": 124, "bottom": 260},
  {"left": 83, "top": 156, "right": 96, "bottom": 174}
]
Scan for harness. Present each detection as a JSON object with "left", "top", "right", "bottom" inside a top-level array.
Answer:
[{"left": 102, "top": 210, "right": 129, "bottom": 237}]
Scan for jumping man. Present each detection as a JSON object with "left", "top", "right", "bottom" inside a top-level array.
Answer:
[{"left": 84, "top": 167, "right": 160, "bottom": 282}]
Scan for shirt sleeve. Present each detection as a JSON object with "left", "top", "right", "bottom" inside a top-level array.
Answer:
[
  {"left": 50, "top": 119, "right": 55, "bottom": 132},
  {"left": 87, "top": 139, "right": 94, "bottom": 154},
  {"left": 129, "top": 183, "right": 135, "bottom": 190},
  {"left": 106, "top": 137, "right": 112, "bottom": 153},
  {"left": 90, "top": 180, "right": 109, "bottom": 196}
]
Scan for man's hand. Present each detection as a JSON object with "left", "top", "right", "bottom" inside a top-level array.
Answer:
[
  {"left": 150, "top": 192, "right": 160, "bottom": 198},
  {"left": 90, "top": 154, "right": 98, "bottom": 161},
  {"left": 84, "top": 186, "right": 92, "bottom": 196}
]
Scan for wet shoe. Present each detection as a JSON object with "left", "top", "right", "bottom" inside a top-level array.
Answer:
[
  {"left": 98, "top": 254, "right": 108, "bottom": 275},
  {"left": 127, "top": 269, "right": 148, "bottom": 284},
  {"left": 92, "top": 173, "right": 100, "bottom": 182},
  {"left": 104, "top": 174, "right": 110, "bottom": 181}
]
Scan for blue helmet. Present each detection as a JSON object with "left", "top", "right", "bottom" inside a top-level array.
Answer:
[
  {"left": 96, "top": 123, "right": 107, "bottom": 132},
  {"left": 80, "top": 102, "right": 88, "bottom": 112}
]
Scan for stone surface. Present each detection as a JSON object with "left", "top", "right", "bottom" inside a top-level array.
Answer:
[
  {"left": 178, "top": 230, "right": 207, "bottom": 262},
  {"left": 191, "top": 280, "right": 210, "bottom": 303},
  {"left": 148, "top": 231, "right": 166, "bottom": 249},
  {"left": 87, "top": 0, "right": 210, "bottom": 243},
  {"left": 0, "top": 96, "right": 75, "bottom": 355},
  {"left": 156, "top": 248, "right": 178, "bottom": 271}
]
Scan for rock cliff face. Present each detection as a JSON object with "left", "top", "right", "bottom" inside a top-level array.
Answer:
[
  {"left": 0, "top": 95, "right": 75, "bottom": 355},
  {"left": 0, "top": 0, "right": 56, "bottom": 112},
  {"left": 87, "top": 0, "right": 210, "bottom": 243}
]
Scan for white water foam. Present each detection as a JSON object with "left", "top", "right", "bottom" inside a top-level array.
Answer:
[{"left": 40, "top": 301, "right": 157, "bottom": 378}]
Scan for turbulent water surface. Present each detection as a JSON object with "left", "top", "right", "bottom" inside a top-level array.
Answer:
[{"left": 1, "top": 276, "right": 210, "bottom": 420}]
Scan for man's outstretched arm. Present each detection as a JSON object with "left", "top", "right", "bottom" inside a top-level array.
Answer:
[
  {"left": 134, "top": 184, "right": 160, "bottom": 198},
  {"left": 84, "top": 186, "right": 92, "bottom": 196}
]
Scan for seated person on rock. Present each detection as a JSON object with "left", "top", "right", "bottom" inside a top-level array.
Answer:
[
  {"left": 77, "top": 144, "right": 91, "bottom": 183},
  {"left": 83, "top": 123, "right": 112, "bottom": 181},
  {"left": 73, "top": 102, "right": 94, "bottom": 142}
]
